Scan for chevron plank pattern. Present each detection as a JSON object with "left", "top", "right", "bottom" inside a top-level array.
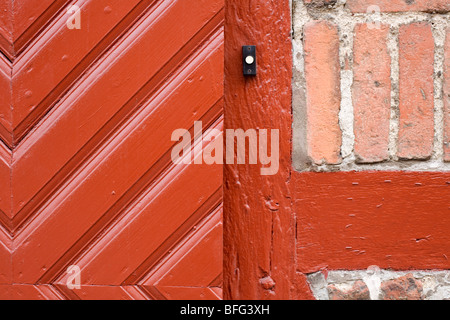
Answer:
[{"left": 0, "top": 0, "right": 223, "bottom": 300}]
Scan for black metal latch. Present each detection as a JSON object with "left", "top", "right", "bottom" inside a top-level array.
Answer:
[{"left": 243, "top": 46, "right": 256, "bottom": 76}]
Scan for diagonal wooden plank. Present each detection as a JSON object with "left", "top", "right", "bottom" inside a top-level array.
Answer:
[
  {"left": 12, "top": 0, "right": 57, "bottom": 42},
  {"left": 0, "top": 283, "right": 151, "bottom": 300},
  {"left": 0, "top": 284, "right": 63, "bottom": 300},
  {"left": 0, "top": 0, "right": 69, "bottom": 62},
  {"left": 11, "top": 18, "right": 223, "bottom": 233},
  {"left": 12, "top": 38, "right": 223, "bottom": 283},
  {"left": 53, "top": 122, "right": 223, "bottom": 286},
  {"left": 12, "top": 0, "right": 145, "bottom": 143},
  {"left": 11, "top": 0, "right": 224, "bottom": 225},
  {"left": 36, "top": 104, "right": 223, "bottom": 285},
  {"left": 0, "top": 117, "right": 11, "bottom": 224},
  {"left": 0, "top": 54, "right": 12, "bottom": 148},
  {"left": 12, "top": 0, "right": 71, "bottom": 56},
  {"left": 0, "top": 0, "right": 13, "bottom": 60},
  {"left": 0, "top": 226, "right": 11, "bottom": 284},
  {"left": 144, "top": 209, "right": 223, "bottom": 289},
  {"left": 153, "top": 287, "right": 221, "bottom": 300},
  {"left": 123, "top": 183, "right": 223, "bottom": 285},
  {"left": 53, "top": 285, "right": 149, "bottom": 300}
]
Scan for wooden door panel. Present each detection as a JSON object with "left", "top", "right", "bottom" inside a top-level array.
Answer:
[
  {"left": 0, "top": 0, "right": 223, "bottom": 300},
  {"left": 49, "top": 121, "right": 223, "bottom": 286},
  {"left": 12, "top": 0, "right": 143, "bottom": 142},
  {"left": 11, "top": 0, "right": 223, "bottom": 225},
  {"left": 13, "top": 36, "right": 223, "bottom": 284}
]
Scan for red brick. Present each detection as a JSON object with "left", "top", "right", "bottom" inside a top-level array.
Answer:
[
  {"left": 397, "top": 23, "right": 435, "bottom": 160},
  {"left": 328, "top": 280, "right": 370, "bottom": 300},
  {"left": 380, "top": 274, "right": 423, "bottom": 300},
  {"left": 353, "top": 24, "right": 391, "bottom": 163},
  {"left": 347, "top": 0, "right": 450, "bottom": 13},
  {"left": 304, "top": 21, "right": 342, "bottom": 165},
  {"left": 444, "top": 29, "right": 450, "bottom": 162}
]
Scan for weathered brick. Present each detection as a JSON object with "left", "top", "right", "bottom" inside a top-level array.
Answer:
[
  {"left": 347, "top": 0, "right": 450, "bottom": 13},
  {"left": 397, "top": 23, "right": 435, "bottom": 160},
  {"left": 353, "top": 24, "right": 391, "bottom": 163},
  {"left": 444, "top": 29, "right": 450, "bottom": 162},
  {"left": 303, "top": 0, "right": 337, "bottom": 8},
  {"left": 304, "top": 21, "right": 342, "bottom": 165},
  {"left": 328, "top": 280, "right": 370, "bottom": 300},
  {"left": 381, "top": 274, "right": 423, "bottom": 300}
]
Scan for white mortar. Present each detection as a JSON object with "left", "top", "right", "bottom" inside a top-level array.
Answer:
[
  {"left": 307, "top": 269, "right": 450, "bottom": 300},
  {"left": 292, "top": 0, "right": 450, "bottom": 172}
]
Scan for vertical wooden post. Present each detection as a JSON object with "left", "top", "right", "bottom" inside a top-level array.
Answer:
[{"left": 224, "top": 0, "right": 311, "bottom": 299}]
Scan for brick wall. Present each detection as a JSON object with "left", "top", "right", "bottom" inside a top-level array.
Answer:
[
  {"left": 293, "top": 0, "right": 450, "bottom": 171},
  {"left": 308, "top": 269, "right": 450, "bottom": 300}
]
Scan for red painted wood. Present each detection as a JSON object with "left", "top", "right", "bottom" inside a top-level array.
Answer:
[
  {"left": 0, "top": 55, "right": 12, "bottom": 149},
  {"left": 293, "top": 171, "right": 450, "bottom": 273},
  {"left": 12, "top": 18, "right": 224, "bottom": 226},
  {"left": 0, "top": 0, "right": 13, "bottom": 60},
  {"left": 0, "top": 227, "right": 11, "bottom": 285},
  {"left": 5, "top": 0, "right": 447, "bottom": 301},
  {"left": 0, "top": 283, "right": 148, "bottom": 300},
  {"left": 0, "top": 130, "right": 11, "bottom": 226},
  {"left": 0, "top": 0, "right": 224, "bottom": 300},
  {"left": 0, "top": 285, "right": 63, "bottom": 300},
  {"left": 224, "top": 0, "right": 301, "bottom": 300},
  {"left": 224, "top": 0, "right": 450, "bottom": 301},
  {"left": 12, "top": 0, "right": 142, "bottom": 143},
  {"left": 141, "top": 208, "right": 223, "bottom": 300},
  {"left": 54, "top": 285, "right": 148, "bottom": 300},
  {"left": 12, "top": 0, "right": 69, "bottom": 55}
]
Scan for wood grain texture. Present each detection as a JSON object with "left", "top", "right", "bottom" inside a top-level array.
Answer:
[
  {"left": 294, "top": 171, "right": 450, "bottom": 273},
  {"left": 224, "top": 0, "right": 301, "bottom": 300},
  {"left": 0, "top": 0, "right": 224, "bottom": 300}
]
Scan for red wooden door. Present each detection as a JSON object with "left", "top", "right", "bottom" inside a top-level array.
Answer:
[{"left": 0, "top": 0, "right": 223, "bottom": 300}]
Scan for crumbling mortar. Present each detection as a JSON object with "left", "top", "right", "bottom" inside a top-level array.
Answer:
[{"left": 306, "top": 269, "right": 450, "bottom": 300}]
